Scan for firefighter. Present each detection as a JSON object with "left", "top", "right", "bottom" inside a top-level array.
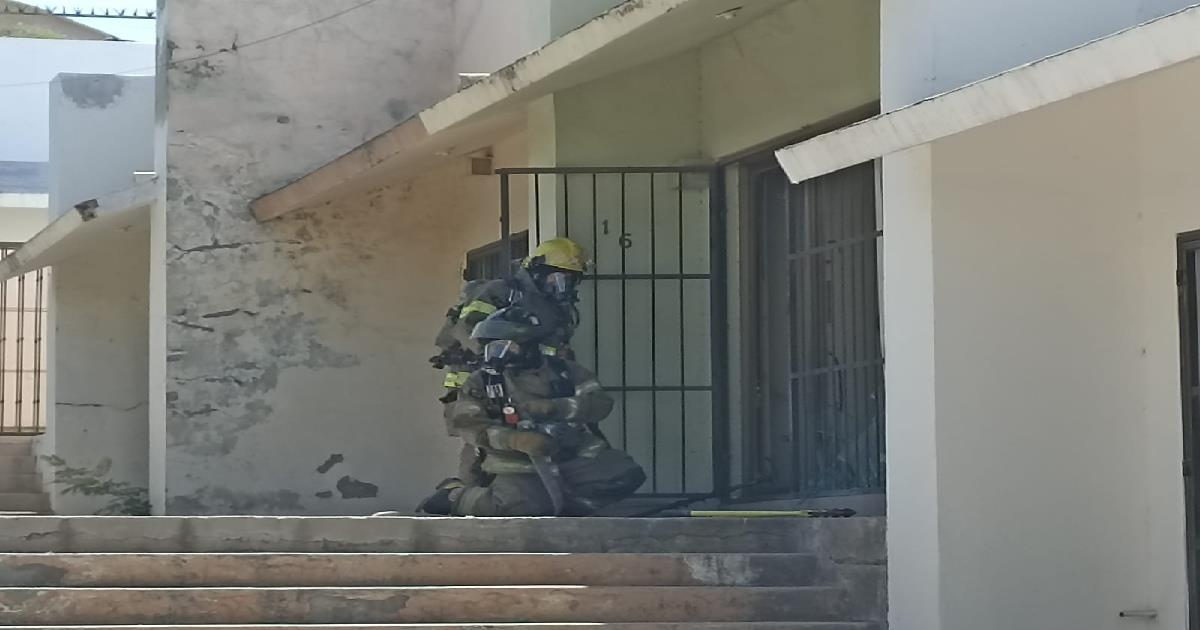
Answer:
[
  {"left": 419, "top": 307, "right": 645, "bottom": 517},
  {"left": 428, "top": 238, "right": 589, "bottom": 488},
  {"left": 431, "top": 237, "right": 588, "bottom": 397}
]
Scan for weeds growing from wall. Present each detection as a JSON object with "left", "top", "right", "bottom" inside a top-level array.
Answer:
[{"left": 42, "top": 455, "right": 151, "bottom": 515}]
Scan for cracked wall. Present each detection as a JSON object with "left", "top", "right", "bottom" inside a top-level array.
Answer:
[
  {"left": 157, "top": 0, "right": 479, "bottom": 514},
  {"left": 46, "top": 226, "right": 150, "bottom": 514},
  {"left": 159, "top": 151, "right": 525, "bottom": 514}
]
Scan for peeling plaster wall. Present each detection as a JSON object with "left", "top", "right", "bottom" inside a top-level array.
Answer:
[
  {"left": 46, "top": 226, "right": 150, "bottom": 515},
  {"left": 160, "top": 151, "right": 524, "bottom": 514},
  {"left": 48, "top": 74, "right": 154, "bottom": 219},
  {"left": 159, "top": 0, "right": 460, "bottom": 514}
]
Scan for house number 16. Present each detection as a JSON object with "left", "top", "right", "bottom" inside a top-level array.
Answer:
[{"left": 600, "top": 220, "right": 634, "bottom": 249}]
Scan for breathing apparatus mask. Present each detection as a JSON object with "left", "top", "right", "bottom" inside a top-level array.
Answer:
[
  {"left": 472, "top": 308, "right": 546, "bottom": 371},
  {"left": 538, "top": 269, "right": 582, "bottom": 305}
]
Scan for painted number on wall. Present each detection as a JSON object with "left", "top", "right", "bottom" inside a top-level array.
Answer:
[{"left": 600, "top": 221, "right": 634, "bottom": 249}]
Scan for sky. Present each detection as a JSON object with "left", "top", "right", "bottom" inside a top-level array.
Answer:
[{"left": 59, "top": 0, "right": 157, "bottom": 42}]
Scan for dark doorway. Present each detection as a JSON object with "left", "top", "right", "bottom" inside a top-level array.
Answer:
[
  {"left": 1179, "top": 231, "right": 1200, "bottom": 630},
  {"left": 745, "top": 161, "right": 884, "bottom": 499}
]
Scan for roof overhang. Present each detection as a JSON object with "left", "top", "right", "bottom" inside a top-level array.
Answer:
[
  {"left": 774, "top": 2, "right": 1200, "bottom": 183},
  {"left": 251, "top": 0, "right": 789, "bottom": 221},
  {"left": 0, "top": 179, "right": 154, "bottom": 280}
]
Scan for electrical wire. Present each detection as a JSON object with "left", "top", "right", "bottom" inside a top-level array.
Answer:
[{"left": 0, "top": 0, "right": 380, "bottom": 90}]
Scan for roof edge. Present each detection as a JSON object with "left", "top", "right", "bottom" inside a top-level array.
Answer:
[
  {"left": 0, "top": 179, "right": 155, "bottom": 280},
  {"left": 775, "top": 2, "right": 1200, "bottom": 183},
  {"left": 250, "top": 116, "right": 429, "bottom": 222},
  {"left": 251, "top": 0, "right": 693, "bottom": 222},
  {"left": 417, "top": 0, "right": 690, "bottom": 135}
]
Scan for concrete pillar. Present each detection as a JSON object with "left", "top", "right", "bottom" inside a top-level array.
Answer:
[
  {"left": 157, "top": 0, "right": 459, "bottom": 514},
  {"left": 880, "top": 145, "right": 941, "bottom": 630},
  {"left": 525, "top": 95, "right": 559, "bottom": 246}
]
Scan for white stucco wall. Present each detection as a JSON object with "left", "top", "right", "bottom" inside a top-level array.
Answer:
[
  {"left": 0, "top": 197, "right": 49, "bottom": 242},
  {"left": 453, "top": 0, "right": 548, "bottom": 75},
  {"left": 881, "top": 0, "right": 1198, "bottom": 107},
  {"left": 554, "top": 51, "right": 704, "bottom": 167},
  {"left": 45, "top": 226, "right": 150, "bottom": 514},
  {"left": 548, "top": 0, "right": 625, "bottom": 38},
  {"left": 884, "top": 55, "right": 1200, "bottom": 630},
  {"left": 546, "top": 0, "right": 881, "bottom": 166},
  {"left": 0, "top": 39, "right": 152, "bottom": 164},
  {"left": 451, "top": 0, "right": 622, "bottom": 76},
  {"left": 48, "top": 74, "right": 154, "bottom": 219},
  {"left": 699, "top": 0, "right": 878, "bottom": 159},
  {"left": 879, "top": 143, "right": 940, "bottom": 630}
]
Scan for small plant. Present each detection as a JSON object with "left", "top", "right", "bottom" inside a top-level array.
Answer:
[{"left": 42, "top": 455, "right": 151, "bottom": 516}]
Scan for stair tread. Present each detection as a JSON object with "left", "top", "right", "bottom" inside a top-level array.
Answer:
[
  {"left": 0, "top": 552, "right": 817, "bottom": 556},
  {"left": 0, "top": 585, "right": 837, "bottom": 591},
  {"left": 0, "top": 516, "right": 884, "bottom": 555},
  {"left": 0, "top": 551, "right": 821, "bottom": 587},
  {"left": 0, "top": 586, "right": 849, "bottom": 624},
  {"left": 0, "top": 625, "right": 876, "bottom": 629}
]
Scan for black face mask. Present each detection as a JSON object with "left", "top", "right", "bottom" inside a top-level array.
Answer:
[
  {"left": 541, "top": 271, "right": 580, "bottom": 304},
  {"left": 482, "top": 339, "right": 540, "bottom": 370}
]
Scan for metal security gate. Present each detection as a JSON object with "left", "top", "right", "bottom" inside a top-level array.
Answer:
[
  {"left": 748, "top": 162, "right": 884, "bottom": 498},
  {"left": 497, "top": 167, "right": 728, "bottom": 497},
  {"left": 0, "top": 244, "right": 47, "bottom": 435},
  {"left": 1180, "top": 231, "right": 1200, "bottom": 630}
]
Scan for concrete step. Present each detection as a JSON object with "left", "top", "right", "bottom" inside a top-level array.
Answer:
[
  {"left": 0, "top": 586, "right": 848, "bottom": 625},
  {"left": 0, "top": 474, "right": 40, "bottom": 494},
  {"left": 0, "top": 455, "right": 36, "bottom": 476},
  {"left": 0, "top": 619, "right": 878, "bottom": 624},
  {"left": 0, "top": 552, "right": 820, "bottom": 587},
  {"left": 0, "top": 516, "right": 885, "bottom": 554},
  {"left": 0, "top": 493, "right": 48, "bottom": 514}
]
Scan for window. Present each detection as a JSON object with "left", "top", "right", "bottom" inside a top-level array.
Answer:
[{"left": 464, "top": 231, "right": 529, "bottom": 281}]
